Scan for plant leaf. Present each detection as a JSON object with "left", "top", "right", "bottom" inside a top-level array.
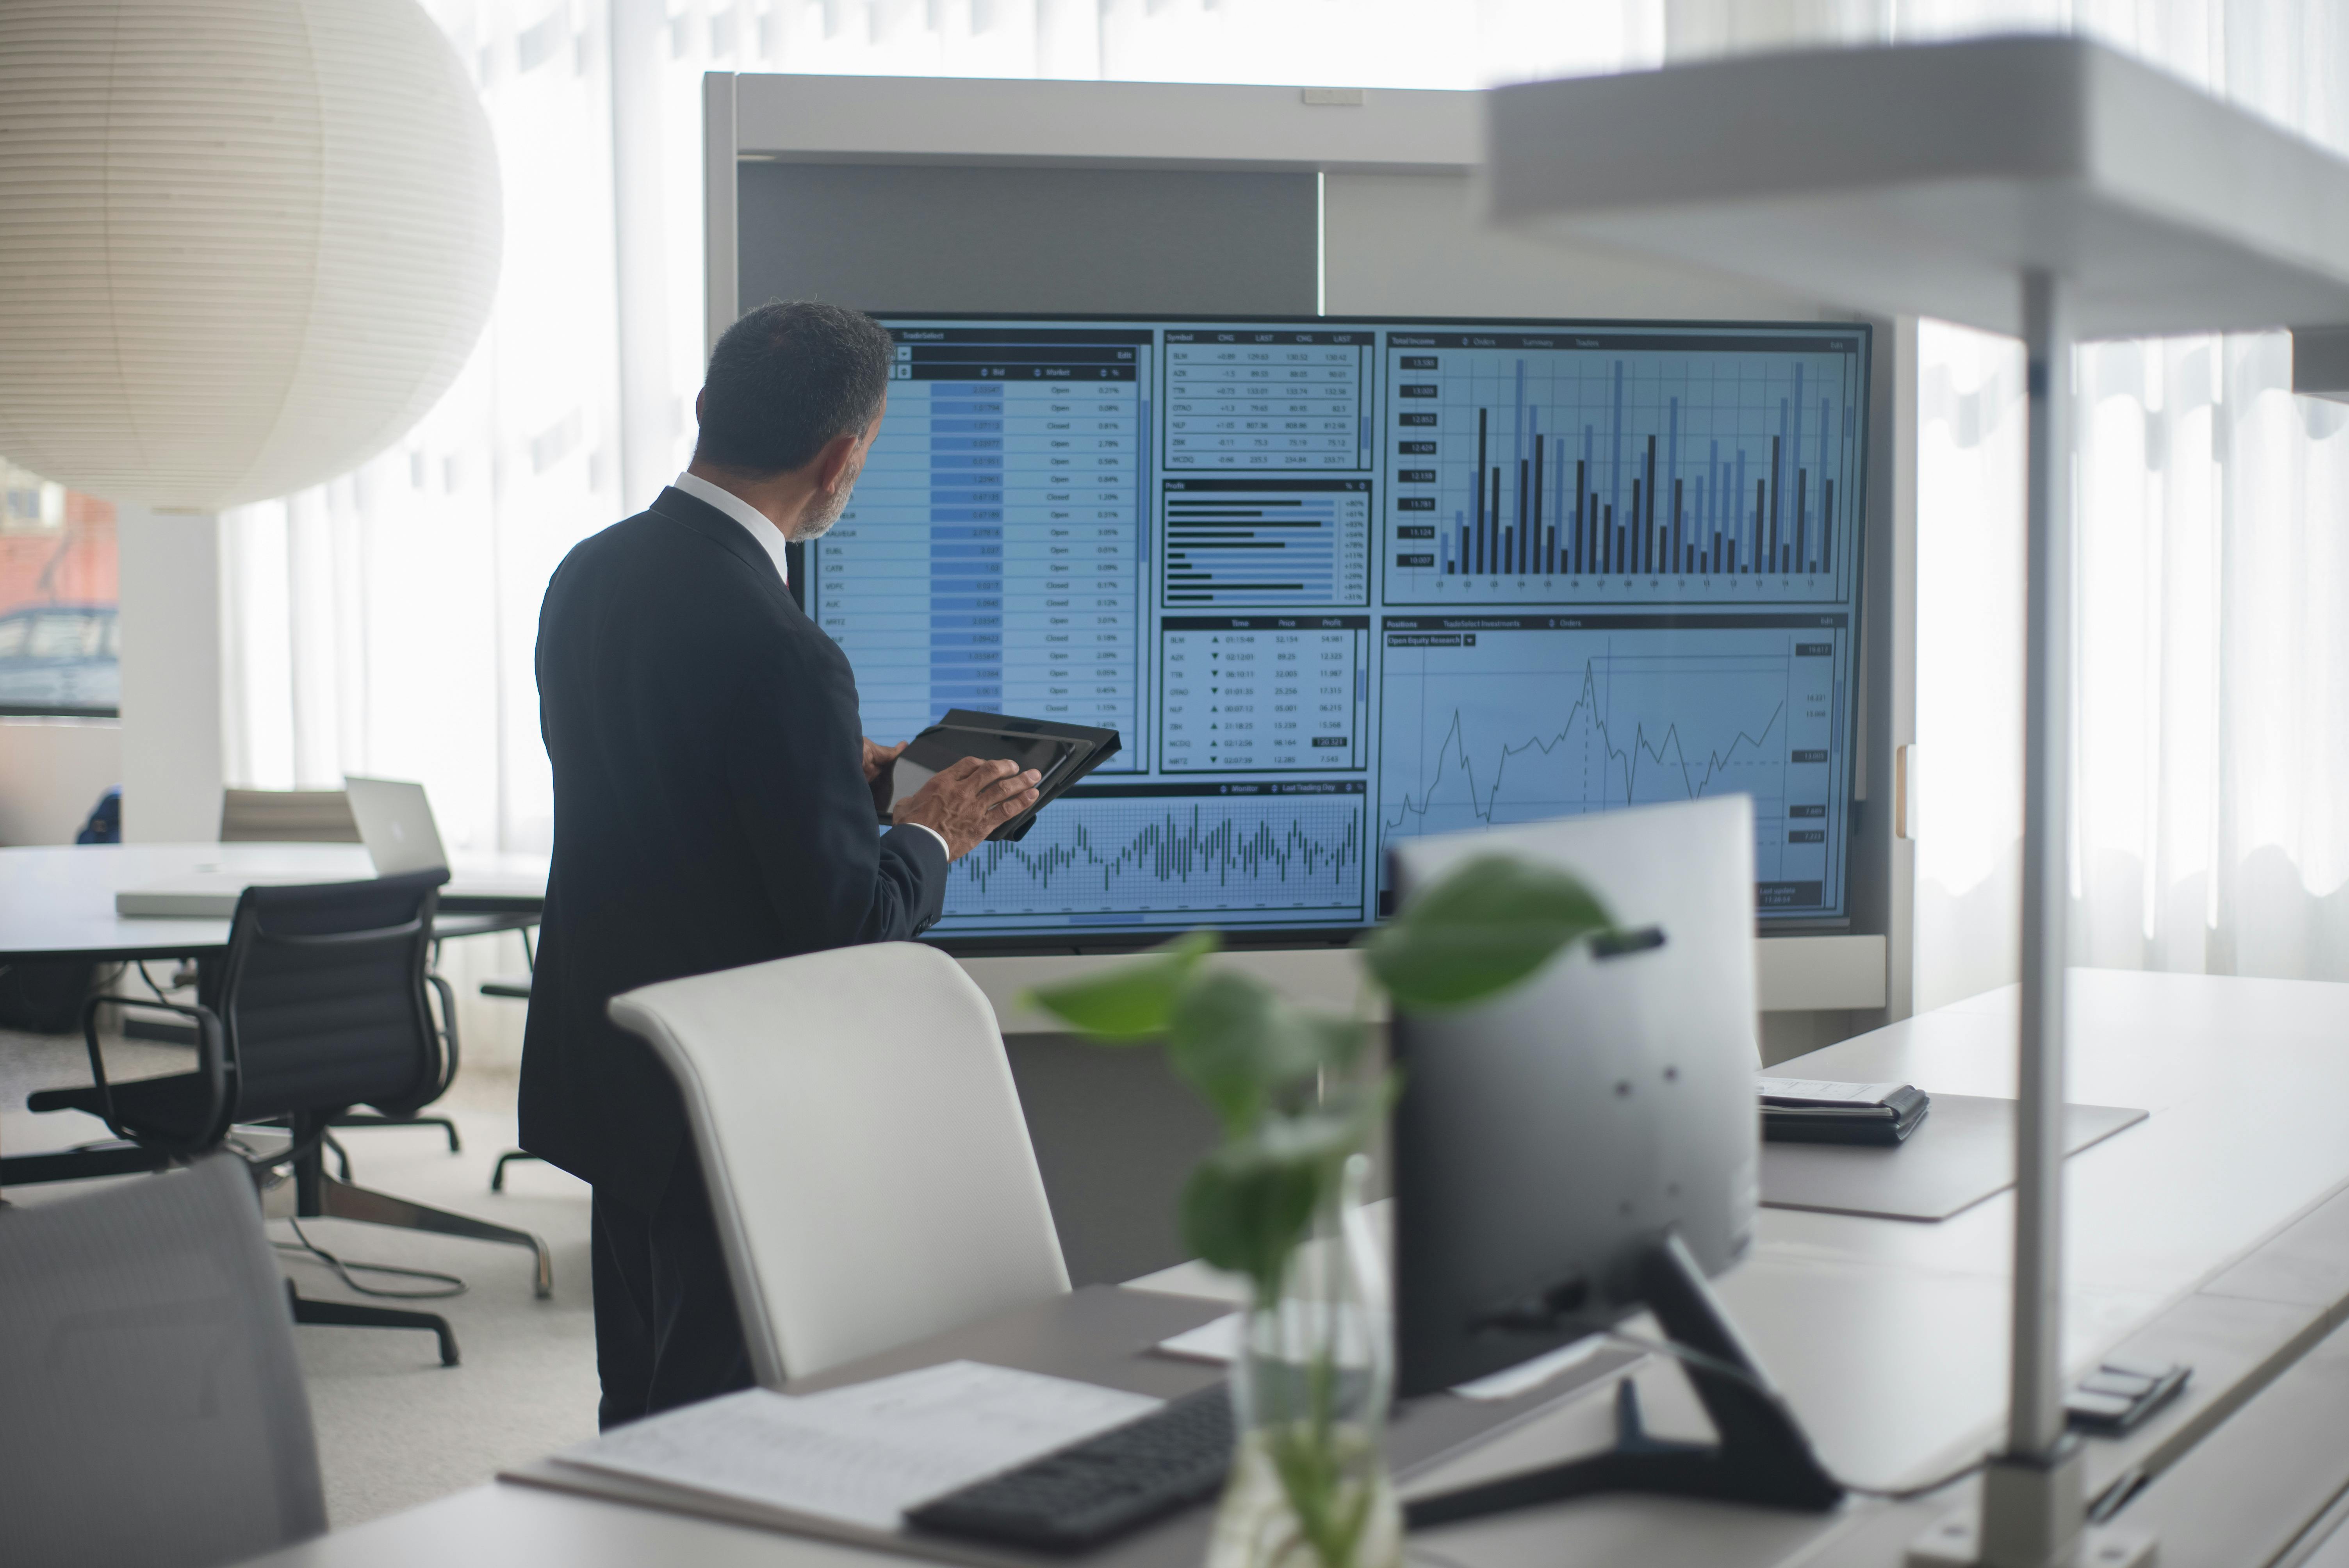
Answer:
[
  {"left": 1178, "top": 1085, "right": 1394, "bottom": 1294},
  {"left": 1166, "top": 973, "right": 1370, "bottom": 1135},
  {"left": 1166, "top": 970, "right": 1301, "bottom": 1131},
  {"left": 1022, "top": 929, "right": 1219, "bottom": 1040},
  {"left": 1297, "top": 1010, "right": 1371, "bottom": 1076},
  {"left": 1179, "top": 1147, "right": 1322, "bottom": 1288},
  {"left": 1364, "top": 854, "right": 1613, "bottom": 1010}
]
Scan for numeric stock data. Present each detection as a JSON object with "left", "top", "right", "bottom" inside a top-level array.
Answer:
[
  {"left": 811, "top": 325, "right": 1149, "bottom": 752},
  {"left": 1164, "top": 329, "right": 1371, "bottom": 470}
]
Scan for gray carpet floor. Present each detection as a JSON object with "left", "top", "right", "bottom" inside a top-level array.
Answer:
[{"left": 2, "top": 1028, "right": 599, "bottom": 1529}]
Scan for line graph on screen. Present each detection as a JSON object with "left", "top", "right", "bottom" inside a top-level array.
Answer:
[
  {"left": 1387, "top": 689, "right": 1786, "bottom": 832},
  {"left": 938, "top": 790, "right": 1367, "bottom": 923},
  {"left": 1377, "top": 620, "right": 1844, "bottom": 893}
]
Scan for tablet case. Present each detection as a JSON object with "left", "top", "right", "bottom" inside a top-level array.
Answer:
[
  {"left": 887, "top": 711, "right": 1121, "bottom": 843},
  {"left": 1761, "top": 1084, "right": 1931, "bottom": 1146}
]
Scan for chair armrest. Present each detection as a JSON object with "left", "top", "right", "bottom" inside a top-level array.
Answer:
[
  {"left": 79, "top": 993, "right": 229, "bottom": 1157},
  {"left": 424, "top": 970, "right": 461, "bottom": 1099}
]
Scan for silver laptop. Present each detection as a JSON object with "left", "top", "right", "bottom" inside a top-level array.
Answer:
[
  {"left": 344, "top": 775, "right": 450, "bottom": 877},
  {"left": 115, "top": 777, "right": 450, "bottom": 918}
]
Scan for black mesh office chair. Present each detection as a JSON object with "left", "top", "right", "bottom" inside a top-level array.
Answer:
[
  {"left": 29, "top": 871, "right": 552, "bottom": 1363},
  {"left": 216, "top": 786, "right": 484, "bottom": 1161}
]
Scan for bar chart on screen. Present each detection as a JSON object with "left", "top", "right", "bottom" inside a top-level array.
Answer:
[
  {"left": 1160, "top": 479, "right": 1371, "bottom": 607},
  {"left": 1383, "top": 329, "right": 1866, "bottom": 609},
  {"left": 1375, "top": 614, "right": 1851, "bottom": 914}
]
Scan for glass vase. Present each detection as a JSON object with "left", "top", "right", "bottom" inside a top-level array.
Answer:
[{"left": 1208, "top": 1154, "right": 1403, "bottom": 1568}]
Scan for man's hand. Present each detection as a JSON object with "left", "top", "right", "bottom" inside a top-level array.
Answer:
[
  {"left": 893, "top": 757, "right": 1042, "bottom": 859},
  {"left": 862, "top": 737, "right": 907, "bottom": 816}
]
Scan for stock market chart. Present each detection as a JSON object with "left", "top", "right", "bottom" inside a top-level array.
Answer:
[
  {"left": 938, "top": 784, "right": 1368, "bottom": 934},
  {"left": 1382, "top": 330, "right": 1864, "bottom": 607},
  {"left": 1375, "top": 615, "right": 1850, "bottom": 914},
  {"left": 804, "top": 315, "right": 1868, "bottom": 940}
]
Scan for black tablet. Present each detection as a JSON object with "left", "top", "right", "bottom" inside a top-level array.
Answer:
[{"left": 884, "top": 710, "right": 1122, "bottom": 842}]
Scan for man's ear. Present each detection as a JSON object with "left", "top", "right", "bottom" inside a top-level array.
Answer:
[
  {"left": 817, "top": 429, "right": 873, "bottom": 495},
  {"left": 814, "top": 430, "right": 863, "bottom": 494},
  {"left": 694, "top": 387, "right": 706, "bottom": 424}
]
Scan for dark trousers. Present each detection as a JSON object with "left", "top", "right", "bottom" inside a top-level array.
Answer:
[{"left": 589, "top": 1155, "right": 753, "bottom": 1429}]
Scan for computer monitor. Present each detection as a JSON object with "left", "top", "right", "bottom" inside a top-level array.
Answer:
[
  {"left": 1387, "top": 792, "right": 1761, "bottom": 1394},
  {"left": 1385, "top": 794, "right": 1840, "bottom": 1517},
  {"left": 811, "top": 314, "right": 1871, "bottom": 950}
]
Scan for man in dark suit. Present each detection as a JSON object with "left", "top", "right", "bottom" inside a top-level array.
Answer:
[{"left": 524, "top": 300, "right": 1040, "bottom": 1427}]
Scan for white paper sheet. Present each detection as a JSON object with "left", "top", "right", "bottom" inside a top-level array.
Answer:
[
  {"left": 552, "top": 1361, "right": 1162, "bottom": 1531},
  {"left": 1152, "top": 1302, "right": 1384, "bottom": 1368},
  {"left": 1154, "top": 1313, "right": 1613, "bottom": 1403}
]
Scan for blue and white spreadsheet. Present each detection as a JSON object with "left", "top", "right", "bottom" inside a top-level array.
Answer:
[{"left": 804, "top": 317, "right": 1870, "bottom": 941}]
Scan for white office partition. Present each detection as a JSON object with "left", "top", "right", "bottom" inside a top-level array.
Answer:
[
  {"left": 737, "top": 162, "right": 1317, "bottom": 317},
  {"left": 704, "top": 72, "right": 1907, "bottom": 1021}
]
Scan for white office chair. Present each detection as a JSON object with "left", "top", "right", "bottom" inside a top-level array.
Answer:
[
  {"left": 0, "top": 1154, "right": 327, "bottom": 1568},
  {"left": 608, "top": 941, "right": 1070, "bottom": 1384}
]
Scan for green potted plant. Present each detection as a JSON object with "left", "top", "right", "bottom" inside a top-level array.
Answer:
[{"left": 1027, "top": 855, "right": 1615, "bottom": 1568}]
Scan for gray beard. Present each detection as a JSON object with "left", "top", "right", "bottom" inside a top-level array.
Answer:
[
  {"left": 794, "top": 479, "right": 859, "bottom": 544},
  {"left": 790, "top": 480, "right": 854, "bottom": 543}
]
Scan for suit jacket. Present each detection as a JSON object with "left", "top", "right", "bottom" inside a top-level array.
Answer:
[{"left": 521, "top": 486, "right": 949, "bottom": 1208}]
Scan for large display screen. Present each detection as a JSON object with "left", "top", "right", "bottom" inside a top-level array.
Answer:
[{"left": 809, "top": 316, "right": 1870, "bottom": 946}]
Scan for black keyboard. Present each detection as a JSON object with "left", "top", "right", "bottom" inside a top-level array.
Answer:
[{"left": 907, "top": 1383, "right": 1234, "bottom": 1552}]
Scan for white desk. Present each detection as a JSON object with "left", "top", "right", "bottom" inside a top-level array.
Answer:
[
  {"left": 234, "top": 971, "right": 2349, "bottom": 1566},
  {"left": 0, "top": 842, "right": 549, "bottom": 962}
]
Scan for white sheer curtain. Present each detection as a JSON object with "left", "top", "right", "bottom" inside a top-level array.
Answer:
[
  {"left": 222, "top": 0, "right": 623, "bottom": 857},
  {"left": 1906, "top": 1, "right": 2349, "bottom": 1005},
  {"left": 219, "top": 0, "right": 1660, "bottom": 855},
  {"left": 219, "top": 0, "right": 2349, "bottom": 1015}
]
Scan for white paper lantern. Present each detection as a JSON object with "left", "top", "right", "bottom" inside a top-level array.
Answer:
[{"left": 0, "top": 0, "right": 501, "bottom": 511}]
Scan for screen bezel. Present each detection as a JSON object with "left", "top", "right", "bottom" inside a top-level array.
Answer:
[{"left": 826, "top": 312, "right": 1873, "bottom": 956}]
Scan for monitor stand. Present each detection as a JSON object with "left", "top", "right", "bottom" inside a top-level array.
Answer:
[{"left": 1405, "top": 1233, "right": 1844, "bottom": 1524}]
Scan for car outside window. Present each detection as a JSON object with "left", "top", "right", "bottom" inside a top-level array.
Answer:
[{"left": 27, "top": 613, "right": 98, "bottom": 659}]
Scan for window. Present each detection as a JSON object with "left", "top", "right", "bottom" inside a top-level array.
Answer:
[{"left": 0, "top": 460, "right": 118, "bottom": 716}]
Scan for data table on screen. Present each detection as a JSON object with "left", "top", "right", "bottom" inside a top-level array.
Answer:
[
  {"left": 1376, "top": 614, "right": 1850, "bottom": 914},
  {"left": 811, "top": 327, "right": 1149, "bottom": 755},
  {"left": 1161, "top": 479, "right": 1370, "bottom": 607},
  {"left": 1164, "top": 330, "right": 1371, "bottom": 470},
  {"left": 1160, "top": 616, "right": 1369, "bottom": 773},
  {"left": 1383, "top": 330, "right": 1866, "bottom": 608},
  {"left": 935, "top": 782, "right": 1371, "bottom": 931}
]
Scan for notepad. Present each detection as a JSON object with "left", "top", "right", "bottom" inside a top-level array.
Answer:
[
  {"left": 1758, "top": 1076, "right": 1912, "bottom": 1106},
  {"left": 551, "top": 1361, "right": 1161, "bottom": 1532}
]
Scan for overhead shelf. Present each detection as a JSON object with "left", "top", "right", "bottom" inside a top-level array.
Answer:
[{"left": 1483, "top": 34, "right": 2349, "bottom": 339}]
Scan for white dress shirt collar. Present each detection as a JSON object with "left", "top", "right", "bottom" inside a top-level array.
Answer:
[{"left": 672, "top": 469, "right": 790, "bottom": 586}]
